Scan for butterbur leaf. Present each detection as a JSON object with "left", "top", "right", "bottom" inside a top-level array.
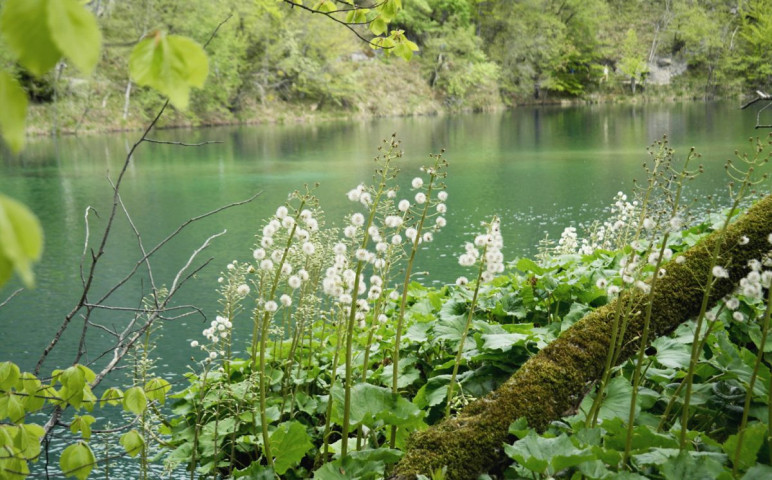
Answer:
[
  {"left": 60, "top": 442, "right": 95, "bottom": 480},
  {"left": 503, "top": 431, "right": 593, "bottom": 475},
  {"left": 0, "top": 0, "right": 62, "bottom": 76},
  {"left": 0, "top": 72, "right": 28, "bottom": 153},
  {"left": 120, "top": 429, "right": 144, "bottom": 457},
  {"left": 723, "top": 423, "right": 766, "bottom": 471},
  {"left": 122, "top": 386, "right": 147, "bottom": 415},
  {"left": 270, "top": 421, "right": 313, "bottom": 475},
  {"left": 46, "top": 0, "right": 102, "bottom": 75},
  {"left": 0, "top": 194, "right": 43, "bottom": 288},
  {"left": 129, "top": 31, "right": 209, "bottom": 110}
]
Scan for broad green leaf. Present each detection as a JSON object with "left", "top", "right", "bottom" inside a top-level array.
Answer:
[
  {"left": 0, "top": 362, "right": 20, "bottom": 390},
  {"left": 743, "top": 464, "right": 772, "bottom": 479},
  {"left": 129, "top": 32, "right": 209, "bottom": 110},
  {"left": 723, "top": 423, "right": 766, "bottom": 471},
  {"left": 270, "top": 421, "right": 313, "bottom": 475},
  {"left": 503, "top": 431, "right": 594, "bottom": 475},
  {"left": 0, "top": 0, "right": 61, "bottom": 76},
  {"left": 122, "top": 386, "right": 147, "bottom": 415},
  {"left": 369, "top": 16, "right": 388, "bottom": 36},
  {"left": 0, "top": 456, "right": 29, "bottom": 479},
  {"left": 100, "top": 387, "right": 122, "bottom": 407},
  {"left": 70, "top": 415, "right": 95, "bottom": 440},
  {"left": 650, "top": 337, "right": 691, "bottom": 369},
  {"left": 15, "top": 423, "right": 44, "bottom": 460},
  {"left": 660, "top": 450, "right": 728, "bottom": 480},
  {"left": 59, "top": 366, "right": 85, "bottom": 392},
  {"left": 0, "top": 194, "right": 44, "bottom": 288},
  {"left": 391, "top": 31, "right": 418, "bottom": 61},
  {"left": 60, "top": 442, "right": 95, "bottom": 480},
  {"left": 312, "top": 0, "right": 337, "bottom": 13},
  {"left": 120, "top": 429, "right": 144, "bottom": 457},
  {"left": 345, "top": 8, "right": 368, "bottom": 24},
  {"left": 481, "top": 332, "right": 531, "bottom": 352},
  {"left": 46, "top": 0, "right": 102, "bottom": 74},
  {"left": 144, "top": 377, "right": 171, "bottom": 405},
  {"left": 331, "top": 383, "right": 424, "bottom": 430},
  {"left": 0, "top": 393, "right": 25, "bottom": 422},
  {"left": 0, "top": 72, "right": 28, "bottom": 153}
]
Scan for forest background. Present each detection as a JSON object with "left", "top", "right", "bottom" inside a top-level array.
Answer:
[{"left": 4, "top": 0, "right": 772, "bottom": 136}]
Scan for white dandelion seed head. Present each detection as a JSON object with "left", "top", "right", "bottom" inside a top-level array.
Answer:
[
  {"left": 436, "top": 216, "right": 447, "bottom": 228},
  {"left": 411, "top": 177, "right": 423, "bottom": 189},
  {"left": 437, "top": 203, "right": 447, "bottom": 214},
  {"left": 275, "top": 205, "right": 289, "bottom": 219},
  {"left": 733, "top": 311, "right": 744, "bottom": 322},
  {"left": 438, "top": 191, "right": 448, "bottom": 202},
  {"left": 265, "top": 300, "right": 278, "bottom": 312},
  {"left": 398, "top": 200, "right": 410, "bottom": 212},
  {"left": 280, "top": 294, "right": 292, "bottom": 307},
  {"left": 282, "top": 216, "right": 295, "bottom": 229},
  {"left": 237, "top": 284, "right": 250, "bottom": 296},
  {"left": 190, "top": 340, "right": 199, "bottom": 348},
  {"left": 302, "top": 242, "right": 316, "bottom": 255},
  {"left": 456, "top": 276, "right": 469, "bottom": 286},
  {"left": 260, "top": 259, "right": 274, "bottom": 271},
  {"left": 391, "top": 234, "right": 403, "bottom": 245},
  {"left": 712, "top": 266, "right": 729, "bottom": 279},
  {"left": 415, "top": 192, "right": 427, "bottom": 204},
  {"left": 261, "top": 236, "right": 273, "bottom": 248},
  {"left": 344, "top": 225, "right": 358, "bottom": 238}
]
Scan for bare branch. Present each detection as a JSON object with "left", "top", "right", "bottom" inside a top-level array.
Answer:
[
  {"left": 144, "top": 139, "right": 224, "bottom": 147},
  {"left": 0, "top": 288, "right": 23, "bottom": 309}
]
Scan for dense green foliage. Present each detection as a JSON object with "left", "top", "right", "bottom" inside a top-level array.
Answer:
[{"left": 2, "top": 0, "right": 772, "bottom": 135}]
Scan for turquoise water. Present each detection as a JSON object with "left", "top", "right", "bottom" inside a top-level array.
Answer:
[{"left": 0, "top": 102, "right": 767, "bottom": 376}]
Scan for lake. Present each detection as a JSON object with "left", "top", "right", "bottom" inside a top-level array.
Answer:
[{"left": 0, "top": 101, "right": 768, "bottom": 378}]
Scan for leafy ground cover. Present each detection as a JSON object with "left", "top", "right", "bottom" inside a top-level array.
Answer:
[{"left": 161, "top": 139, "right": 772, "bottom": 479}]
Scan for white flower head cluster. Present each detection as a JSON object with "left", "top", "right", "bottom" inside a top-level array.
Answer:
[
  {"left": 737, "top": 256, "right": 772, "bottom": 300},
  {"left": 457, "top": 217, "right": 504, "bottom": 284},
  {"left": 556, "top": 227, "right": 578, "bottom": 255},
  {"left": 251, "top": 203, "right": 320, "bottom": 317},
  {"left": 201, "top": 315, "right": 232, "bottom": 344},
  {"left": 347, "top": 184, "right": 373, "bottom": 207}
]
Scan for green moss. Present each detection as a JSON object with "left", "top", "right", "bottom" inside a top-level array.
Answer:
[{"left": 391, "top": 194, "right": 772, "bottom": 480}]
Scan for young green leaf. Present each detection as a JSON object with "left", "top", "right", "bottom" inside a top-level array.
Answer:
[
  {"left": 0, "top": 194, "right": 43, "bottom": 288},
  {"left": 144, "top": 377, "right": 171, "bottom": 405},
  {"left": 120, "top": 429, "right": 145, "bottom": 457},
  {"left": 69, "top": 415, "right": 95, "bottom": 440},
  {"left": 0, "top": 72, "right": 28, "bottom": 153},
  {"left": 60, "top": 442, "right": 95, "bottom": 480},
  {"left": 99, "top": 387, "right": 122, "bottom": 407},
  {"left": 122, "top": 386, "right": 147, "bottom": 415},
  {"left": 46, "top": 0, "right": 102, "bottom": 75},
  {"left": 0, "top": 0, "right": 62, "bottom": 76},
  {"left": 129, "top": 31, "right": 209, "bottom": 110},
  {"left": 0, "top": 362, "right": 20, "bottom": 390}
]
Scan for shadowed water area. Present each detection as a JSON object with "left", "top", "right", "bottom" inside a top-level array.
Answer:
[{"left": 0, "top": 101, "right": 765, "bottom": 383}]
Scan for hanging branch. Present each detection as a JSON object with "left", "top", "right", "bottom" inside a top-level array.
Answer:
[{"left": 740, "top": 90, "right": 772, "bottom": 128}]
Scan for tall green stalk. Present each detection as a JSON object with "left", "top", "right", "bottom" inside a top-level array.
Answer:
[{"left": 732, "top": 283, "right": 772, "bottom": 476}]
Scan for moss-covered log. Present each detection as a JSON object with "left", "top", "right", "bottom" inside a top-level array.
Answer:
[{"left": 391, "top": 193, "right": 772, "bottom": 480}]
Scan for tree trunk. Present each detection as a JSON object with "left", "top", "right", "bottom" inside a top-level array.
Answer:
[{"left": 391, "top": 193, "right": 772, "bottom": 480}]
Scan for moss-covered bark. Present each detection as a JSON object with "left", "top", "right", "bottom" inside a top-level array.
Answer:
[{"left": 391, "top": 193, "right": 772, "bottom": 480}]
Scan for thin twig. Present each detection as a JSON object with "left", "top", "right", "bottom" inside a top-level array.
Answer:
[
  {"left": 0, "top": 288, "right": 23, "bottom": 309},
  {"left": 144, "top": 139, "right": 223, "bottom": 147}
]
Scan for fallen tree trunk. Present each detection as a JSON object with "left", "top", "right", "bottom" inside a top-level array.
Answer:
[{"left": 392, "top": 193, "right": 772, "bottom": 480}]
